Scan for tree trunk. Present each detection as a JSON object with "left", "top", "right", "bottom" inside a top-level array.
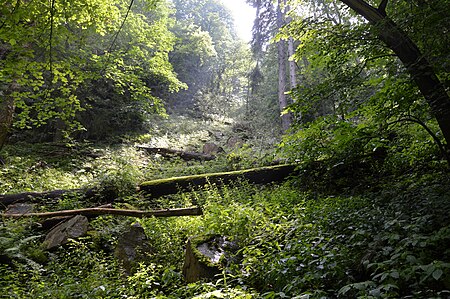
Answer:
[
  {"left": 140, "top": 164, "right": 297, "bottom": 197},
  {"left": 288, "top": 38, "right": 297, "bottom": 90},
  {"left": 1, "top": 165, "right": 298, "bottom": 207},
  {"left": 0, "top": 82, "right": 17, "bottom": 151},
  {"left": 339, "top": 0, "right": 450, "bottom": 150},
  {"left": 0, "top": 187, "right": 117, "bottom": 208},
  {"left": 286, "top": 4, "right": 297, "bottom": 90},
  {"left": 277, "top": 0, "right": 292, "bottom": 132},
  {"left": 286, "top": 3, "right": 298, "bottom": 122}
]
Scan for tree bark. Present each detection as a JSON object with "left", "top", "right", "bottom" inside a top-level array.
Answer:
[
  {"left": 277, "top": 0, "right": 292, "bottom": 132},
  {"left": 139, "top": 164, "right": 297, "bottom": 197},
  {"left": 286, "top": 4, "right": 298, "bottom": 121},
  {"left": 1, "top": 165, "right": 297, "bottom": 207},
  {"left": 286, "top": 5, "right": 297, "bottom": 90},
  {"left": 3, "top": 206, "right": 203, "bottom": 219},
  {"left": 339, "top": 0, "right": 450, "bottom": 150},
  {"left": 0, "top": 81, "right": 17, "bottom": 151},
  {"left": 0, "top": 189, "right": 80, "bottom": 207},
  {"left": 288, "top": 38, "right": 297, "bottom": 89}
]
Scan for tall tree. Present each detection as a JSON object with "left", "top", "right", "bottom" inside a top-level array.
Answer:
[
  {"left": 276, "top": 0, "right": 292, "bottom": 131},
  {"left": 286, "top": 4, "right": 298, "bottom": 121},
  {"left": 0, "top": 0, "right": 183, "bottom": 143},
  {"left": 169, "top": 0, "right": 251, "bottom": 118},
  {"left": 0, "top": 82, "right": 16, "bottom": 151},
  {"left": 338, "top": 0, "right": 450, "bottom": 150}
]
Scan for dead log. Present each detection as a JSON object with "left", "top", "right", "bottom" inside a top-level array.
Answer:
[
  {"left": 0, "top": 186, "right": 117, "bottom": 208},
  {"left": 2, "top": 206, "right": 203, "bottom": 219},
  {"left": 0, "top": 189, "right": 81, "bottom": 207},
  {"left": 140, "top": 164, "right": 298, "bottom": 197},
  {"left": 137, "top": 146, "right": 216, "bottom": 161},
  {"left": 1, "top": 165, "right": 297, "bottom": 208}
]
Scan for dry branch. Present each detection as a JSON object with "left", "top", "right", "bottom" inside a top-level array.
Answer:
[
  {"left": 2, "top": 206, "right": 203, "bottom": 219},
  {"left": 138, "top": 146, "right": 216, "bottom": 161}
]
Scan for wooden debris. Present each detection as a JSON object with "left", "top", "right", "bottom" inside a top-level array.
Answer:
[
  {"left": 2, "top": 206, "right": 203, "bottom": 219},
  {"left": 140, "top": 164, "right": 297, "bottom": 197},
  {"left": 38, "top": 204, "right": 113, "bottom": 230},
  {"left": 0, "top": 187, "right": 116, "bottom": 208}
]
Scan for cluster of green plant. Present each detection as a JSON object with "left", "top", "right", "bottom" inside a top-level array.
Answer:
[
  {"left": 2, "top": 161, "right": 449, "bottom": 298},
  {"left": 168, "top": 0, "right": 253, "bottom": 121},
  {"left": 275, "top": 0, "right": 450, "bottom": 171},
  {"left": 0, "top": 142, "right": 143, "bottom": 195},
  {"left": 0, "top": 0, "right": 188, "bottom": 144}
]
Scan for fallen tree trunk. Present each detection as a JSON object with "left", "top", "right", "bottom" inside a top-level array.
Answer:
[
  {"left": 0, "top": 189, "right": 83, "bottom": 207},
  {"left": 139, "top": 164, "right": 297, "bottom": 197},
  {"left": 138, "top": 146, "right": 216, "bottom": 161},
  {"left": 0, "top": 187, "right": 117, "bottom": 208},
  {"left": 3, "top": 206, "right": 203, "bottom": 219},
  {"left": 2, "top": 164, "right": 298, "bottom": 208}
]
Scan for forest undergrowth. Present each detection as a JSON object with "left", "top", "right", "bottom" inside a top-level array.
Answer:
[{"left": 1, "top": 118, "right": 449, "bottom": 298}]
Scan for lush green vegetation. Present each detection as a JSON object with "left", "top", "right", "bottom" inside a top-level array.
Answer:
[
  {"left": 1, "top": 118, "right": 449, "bottom": 298},
  {"left": 1, "top": 0, "right": 450, "bottom": 298}
]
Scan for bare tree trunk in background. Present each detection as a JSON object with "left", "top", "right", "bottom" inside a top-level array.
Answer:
[
  {"left": 339, "top": 0, "right": 450, "bottom": 151},
  {"left": 288, "top": 38, "right": 297, "bottom": 89},
  {"left": 277, "top": 0, "right": 292, "bottom": 132},
  {"left": 286, "top": 4, "right": 298, "bottom": 121},
  {"left": 285, "top": 4, "right": 297, "bottom": 89},
  {"left": 0, "top": 81, "right": 17, "bottom": 151}
]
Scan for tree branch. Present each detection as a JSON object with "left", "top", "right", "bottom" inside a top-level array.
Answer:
[
  {"left": 388, "top": 115, "right": 449, "bottom": 163},
  {"left": 378, "top": 0, "right": 388, "bottom": 16}
]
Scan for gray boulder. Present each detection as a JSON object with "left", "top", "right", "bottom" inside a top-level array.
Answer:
[
  {"left": 114, "top": 223, "right": 152, "bottom": 275},
  {"left": 43, "top": 215, "right": 89, "bottom": 250}
]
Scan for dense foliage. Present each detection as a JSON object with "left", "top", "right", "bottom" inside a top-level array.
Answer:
[
  {"left": 0, "top": 0, "right": 187, "bottom": 141},
  {"left": 278, "top": 0, "right": 450, "bottom": 167},
  {"left": 1, "top": 0, "right": 449, "bottom": 298},
  {"left": 1, "top": 140, "right": 449, "bottom": 298},
  {"left": 168, "top": 0, "right": 253, "bottom": 121}
]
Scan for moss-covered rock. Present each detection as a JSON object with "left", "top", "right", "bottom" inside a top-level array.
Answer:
[{"left": 182, "top": 235, "right": 238, "bottom": 283}]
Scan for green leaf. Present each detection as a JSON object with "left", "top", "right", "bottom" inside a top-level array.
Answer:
[
  {"left": 391, "top": 270, "right": 399, "bottom": 279},
  {"left": 432, "top": 269, "right": 443, "bottom": 280},
  {"left": 338, "top": 285, "right": 351, "bottom": 295}
]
